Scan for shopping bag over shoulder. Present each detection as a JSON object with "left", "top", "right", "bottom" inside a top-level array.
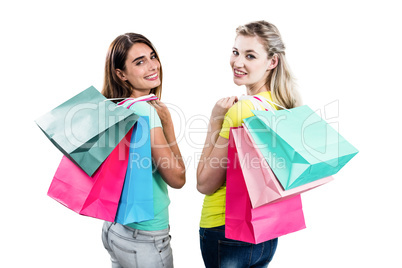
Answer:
[
  {"left": 225, "top": 128, "right": 306, "bottom": 244},
  {"left": 48, "top": 127, "right": 133, "bottom": 221},
  {"left": 243, "top": 105, "right": 358, "bottom": 190},
  {"left": 115, "top": 116, "right": 154, "bottom": 224},
  {"left": 232, "top": 127, "right": 333, "bottom": 208},
  {"left": 35, "top": 86, "right": 138, "bottom": 176}
]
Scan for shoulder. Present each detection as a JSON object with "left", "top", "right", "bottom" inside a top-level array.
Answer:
[
  {"left": 129, "top": 101, "right": 151, "bottom": 112},
  {"left": 219, "top": 99, "right": 255, "bottom": 139},
  {"left": 127, "top": 101, "right": 162, "bottom": 129},
  {"left": 220, "top": 99, "right": 255, "bottom": 132},
  {"left": 127, "top": 101, "right": 156, "bottom": 116},
  {"left": 225, "top": 99, "right": 255, "bottom": 122}
]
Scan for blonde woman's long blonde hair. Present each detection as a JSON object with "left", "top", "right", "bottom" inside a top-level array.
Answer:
[{"left": 236, "top": 21, "right": 301, "bottom": 109}]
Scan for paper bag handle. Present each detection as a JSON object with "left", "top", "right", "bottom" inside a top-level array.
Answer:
[
  {"left": 105, "top": 94, "right": 158, "bottom": 108},
  {"left": 239, "top": 94, "right": 290, "bottom": 112}
]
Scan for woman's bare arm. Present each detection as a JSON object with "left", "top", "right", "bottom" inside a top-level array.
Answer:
[
  {"left": 149, "top": 100, "right": 186, "bottom": 189},
  {"left": 196, "top": 96, "right": 238, "bottom": 195}
]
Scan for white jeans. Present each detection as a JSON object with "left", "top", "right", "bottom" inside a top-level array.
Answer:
[{"left": 102, "top": 222, "right": 173, "bottom": 268}]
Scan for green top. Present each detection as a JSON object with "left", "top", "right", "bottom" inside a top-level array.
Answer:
[{"left": 119, "top": 100, "right": 170, "bottom": 231}]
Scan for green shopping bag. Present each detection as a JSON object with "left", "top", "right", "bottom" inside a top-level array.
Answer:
[
  {"left": 243, "top": 105, "right": 358, "bottom": 190},
  {"left": 35, "top": 86, "right": 138, "bottom": 176}
]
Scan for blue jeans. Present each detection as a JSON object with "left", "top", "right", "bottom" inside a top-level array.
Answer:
[
  {"left": 102, "top": 222, "right": 173, "bottom": 268},
  {"left": 199, "top": 225, "right": 278, "bottom": 268}
]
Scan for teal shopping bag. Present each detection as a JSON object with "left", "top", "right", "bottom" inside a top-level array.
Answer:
[
  {"left": 243, "top": 105, "right": 358, "bottom": 190},
  {"left": 115, "top": 116, "right": 154, "bottom": 224},
  {"left": 35, "top": 86, "right": 138, "bottom": 176}
]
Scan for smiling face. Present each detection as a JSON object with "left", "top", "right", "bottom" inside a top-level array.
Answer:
[
  {"left": 116, "top": 42, "right": 161, "bottom": 95},
  {"left": 230, "top": 35, "right": 275, "bottom": 91}
]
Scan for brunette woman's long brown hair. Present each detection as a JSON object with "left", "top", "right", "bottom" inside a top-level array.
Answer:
[{"left": 101, "top": 33, "right": 162, "bottom": 102}]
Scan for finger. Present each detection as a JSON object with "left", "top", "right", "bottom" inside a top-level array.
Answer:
[
  {"left": 154, "top": 99, "right": 164, "bottom": 107},
  {"left": 148, "top": 100, "right": 157, "bottom": 107},
  {"left": 215, "top": 99, "right": 224, "bottom": 106},
  {"left": 223, "top": 96, "right": 236, "bottom": 107}
]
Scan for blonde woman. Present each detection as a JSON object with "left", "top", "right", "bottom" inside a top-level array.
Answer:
[{"left": 197, "top": 21, "right": 301, "bottom": 267}]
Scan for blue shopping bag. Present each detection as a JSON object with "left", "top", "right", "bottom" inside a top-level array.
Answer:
[
  {"left": 243, "top": 105, "right": 358, "bottom": 190},
  {"left": 115, "top": 116, "right": 154, "bottom": 224}
]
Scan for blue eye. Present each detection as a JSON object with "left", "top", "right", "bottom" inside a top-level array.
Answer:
[{"left": 247, "top": 54, "right": 256, "bottom": 59}]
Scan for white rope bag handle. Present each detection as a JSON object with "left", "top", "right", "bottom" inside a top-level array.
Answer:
[
  {"left": 104, "top": 94, "right": 158, "bottom": 109},
  {"left": 106, "top": 94, "right": 157, "bottom": 103},
  {"left": 239, "top": 94, "right": 290, "bottom": 112}
]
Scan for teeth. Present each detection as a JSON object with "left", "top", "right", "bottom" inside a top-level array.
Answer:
[
  {"left": 145, "top": 73, "right": 157, "bottom": 79},
  {"left": 235, "top": 70, "right": 246, "bottom": 75}
]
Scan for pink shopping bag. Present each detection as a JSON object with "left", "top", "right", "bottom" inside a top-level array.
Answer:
[
  {"left": 47, "top": 127, "right": 133, "bottom": 221},
  {"left": 233, "top": 126, "right": 333, "bottom": 208},
  {"left": 225, "top": 127, "right": 306, "bottom": 244}
]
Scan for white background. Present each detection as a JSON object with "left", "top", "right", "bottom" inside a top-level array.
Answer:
[{"left": 1, "top": 0, "right": 401, "bottom": 267}]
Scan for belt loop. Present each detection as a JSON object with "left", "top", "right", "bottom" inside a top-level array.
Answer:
[
  {"left": 107, "top": 222, "right": 114, "bottom": 232},
  {"left": 133, "top": 229, "right": 139, "bottom": 238}
]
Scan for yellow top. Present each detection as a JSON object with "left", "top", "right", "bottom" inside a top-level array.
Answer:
[{"left": 200, "top": 91, "right": 276, "bottom": 228}]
